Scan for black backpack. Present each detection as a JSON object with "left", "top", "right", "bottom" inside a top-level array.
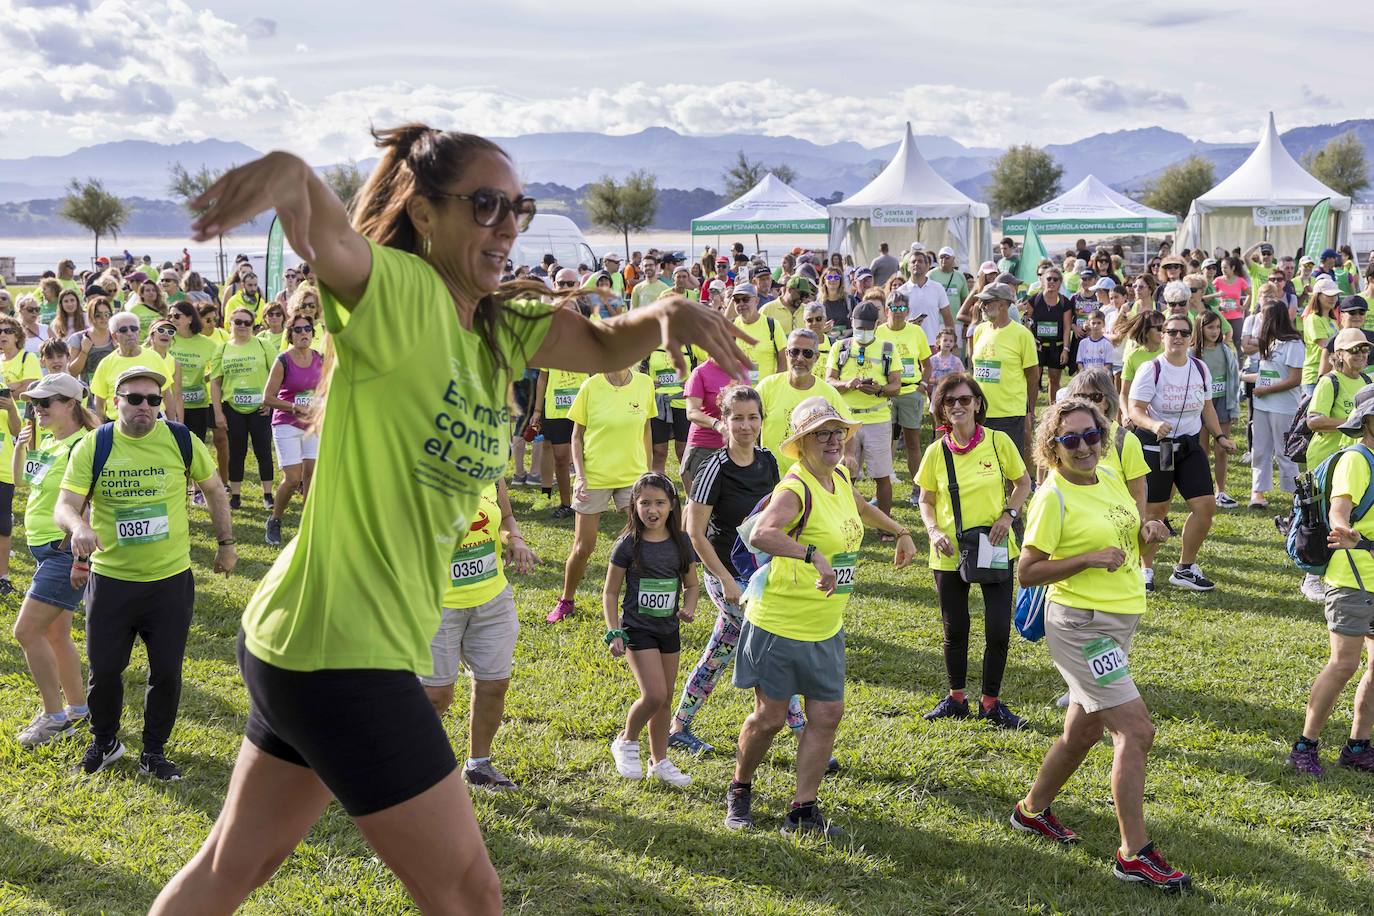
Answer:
[{"left": 1284, "top": 371, "right": 1371, "bottom": 464}]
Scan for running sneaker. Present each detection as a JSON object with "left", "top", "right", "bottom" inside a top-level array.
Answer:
[
  {"left": 1055, "top": 690, "right": 1072, "bottom": 709},
  {"left": 511, "top": 473, "right": 527, "bottom": 486},
  {"left": 546, "top": 598, "right": 574, "bottom": 623},
  {"left": 908, "top": 490, "right": 920, "bottom": 508},
  {"left": 648, "top": 758, "right": 692, "bottom": 787},
  {"left": 1285, "top": 744, "right": 1324, "bottom": 777},
  {"left": 265, "top": 517, "right": 282, "bottom": 546},
  {"left": 1168, "top": 564, "right": 1215, "bottom": 591},
  {"left": 525, "top": 474, "right": 542, "bottom": 487},
  {"left": 667, "top": 726, "right": 714, "bottom": 755},
  {"left": 550, "top": 505, "right": 574, "bottom": 520},
  {"left": 1113, "top": 842, "right": 1191, "bottom": 892},
  {"left": 724, "top": 783, "right": 754, "bottom": 830},
  {"left": 1009, "top": 801, "right": 1079, "bottom": 844},
  {"left": 1337, "top": 743, "right": 1374, "bottom": 773},
  {"left": 781, "top": 804, "right": 842, "bottom": 838},
  {"left": 192, "top": 489, "right": 206, "bottom": 507},
  {"left": 978, "top": 699, "right": 1028, "bottom": 730},
  {"left": 610, "top": 738, "right": 643, "bottom": 779},
  {"left": 1248, "top": 499, "right": 1267, "bottom": 510},
  {"left": 16, "top": 711, "right": 75, "bottom": 748},
  {"left": 138, "top": 751, "right": 183, "bottom": 781},
  {"left": 1214, "top": 491, "right": 1239, "bottom": 509},
  {"left": 922, "top": 694, "right": 970, "bottom": 721},
  {"left": 75, "top": 738, "right": 125, "bottom": 775},
  {"left": 262, "top": 494, "right": 274, "bottom": 510},
  {"left": 464, "top": 759, "right": 519, "bottom": 791},
  {"left": 229, "top": 493, "right": 241, "bottom": 510},
  {"left": 1144, "top": 567, "right": 1154, "bottom": 593},
  {"left": 1301, "top": 574, "right": 1326, "bottom": 603}
]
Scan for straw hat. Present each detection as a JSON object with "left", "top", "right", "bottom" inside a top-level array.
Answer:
[{"left": 779, "top": 397, "right": 859, "bottom": 460}]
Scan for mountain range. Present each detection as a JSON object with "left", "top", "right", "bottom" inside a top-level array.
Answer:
[{"left": 1, "top": 120, "right": 1372, "bottom": 237}]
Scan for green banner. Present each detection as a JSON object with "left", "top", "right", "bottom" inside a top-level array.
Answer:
[
  {"left": 1017, "top": 222, "right": 1046, "bottom": 289},
  {"left": 690, "top": 218, "right": 829, "bottom": 234},
  {"left": 265, "top": 215, "right": 285, "bottom": 300},
  {"left": 1003, "top": 217, "right": 1176, "bottom": 235},
  {"left": 1302, "top": 198, "right": 1331, "bottom": 260}
]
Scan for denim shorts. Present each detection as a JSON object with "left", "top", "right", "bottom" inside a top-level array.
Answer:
[{"left": 27, "top": 540, "right": 84, "bottom": 611}]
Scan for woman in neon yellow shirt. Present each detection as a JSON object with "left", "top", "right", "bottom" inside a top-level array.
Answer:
[
  {"left": 209, "top": 307, "right": 277, "bottom": 510},
  {"left": 1015, "top": 398, "right": 1183, "bottom": 891},
  {"left": 256, "top": 302, "right": 286, "bottom": 351},
  {"left": 129, "top": 277, "right": 168, "bottom": 336},
  {"left": 725, "top": 397, "right": 914, "bottom": 836},
  {"left": 154, "top": 126, "right": 753, "bottom": 912}
]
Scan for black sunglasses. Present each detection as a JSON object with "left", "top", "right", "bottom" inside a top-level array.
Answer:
[
  {"left": 943, "top": 394, "right": 976, "bottom": 407},
  {"left": 555, "top": 281, "right": 577, "bottom": 289},
  {"left": 290, "top": 325, "right": 314, "bottom": 334},
  {"left": 433, "top": 188, "right": 537, "bottom": 231},
  {"left": 1164, "top": 328, "right": 1191, "bottom": 337},
  {"left": 786, "top": 347, "right": 816, "bottom": 359},
  {"left": 113, "top": 325, "right": 140, "bottom": 334},
  {"left": 28, "top": 395, "right": 72, "bottom": 408},
  {"left": 118, "top": 392, "right": 163, "bottom": 406},
  {"left": 232, "top": 318, "right": 254, "bottom": 327},
  {"left": 1054, "top": 427, "right": 1105, "bottom": 449}
]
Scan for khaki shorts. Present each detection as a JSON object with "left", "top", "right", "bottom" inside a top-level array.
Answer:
[
  {"left": 573, "top": 484, "right": 634, "bottom": 515},
  {"left": 851, "top": 422, "right": 893, "bottom": 479},
  {"left": 1044, "top": 602, "right": 1141, "bottom": 714},
  {"left": 421, "top": 586, "right": 519, "bottom": 686},
  {"left": 891, "top": 390, "right": 926, "bottom": 429},
  {"left": 1324, "top": 586, "right": 1374, "bottom": 636}
]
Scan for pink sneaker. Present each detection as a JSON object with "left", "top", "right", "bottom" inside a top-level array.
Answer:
[{"left": 546, "top": 598, "right": 574, "bottom": 623}]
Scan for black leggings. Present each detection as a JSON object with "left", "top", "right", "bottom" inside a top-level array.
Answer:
[
  {"left": 183, "top": 406, "right": 212, "bottom": 441},
  {"left": 932, "top": 570, "right": 1014, "bottom": 697},
  {"left": 222, "top": 403, "right": 274, "bottom": 484}
]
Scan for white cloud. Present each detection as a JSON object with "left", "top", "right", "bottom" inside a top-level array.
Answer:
[{"left": 1045, "top": 77, "right": 1188, "bottom": 113}]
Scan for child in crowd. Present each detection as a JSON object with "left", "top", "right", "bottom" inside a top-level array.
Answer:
[
  {"left": 1075, "top": 311, "right": 1116, "bottom": 373},
  {"left": 38, "top": 339, "right": 72, "bottom": 377},
  {"left": 928, "top": 329, "right": 965, "bottom": 381},
  {"left": 605, "top": 473, "right": 699, "bottom": 787}
]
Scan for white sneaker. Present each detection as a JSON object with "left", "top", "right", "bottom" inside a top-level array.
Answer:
[
  {"left": 1143, "top": 567, "right": 1155, "bottom": 592},
  {"left": 1215, "top": 492, "right": 1239, "bottom": 509},
  {"left": 610, "top": 738, "right": 643, "bottom": 779},
  {"left": 1301, "top": 573, "right": 1326, "bottom": 603},
  {"left": 648, "top": 757, "right": 692, "bottom": 787},
  {"left": 1055, "top": 691, "right": 1072, "bottom": 709}
]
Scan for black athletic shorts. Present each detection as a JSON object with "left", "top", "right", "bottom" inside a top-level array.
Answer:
[
  {"left": 183, "top": 406, "right": 212, "bottom": 440},
  {"left": 1037, "top": 344, "right": 1066, "bottom": 371},
  {"left": 650, "top": 406, "right": 690, "bottom": 445},
  {"left": 1137, "top": 430, "right": 1214, "bottom": 504},
  {"left": 542, "top": 417, "right": 573, "bottom": 446},
  {"left": 624, "top": 624, "right": 681, "bottom": 654},
  {"left": 237, "top": 630, "right": 456, "bottom": 816}
]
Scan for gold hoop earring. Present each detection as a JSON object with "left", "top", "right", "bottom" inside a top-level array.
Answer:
[{"left": 423, "top": 235, "right": 432, "bottom": 258}]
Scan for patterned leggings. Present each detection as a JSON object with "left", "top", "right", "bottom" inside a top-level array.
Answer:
[{"left": 673, "top": 572, "right": 806, "bottom": 730}]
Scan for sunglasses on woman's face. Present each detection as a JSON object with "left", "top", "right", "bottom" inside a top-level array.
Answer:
[
  {"left": 943, "top": 394, "right": 976, "bottom": 408},
  {"left": 118, "top": 392, "right": 162, "bottom": 407},
  {"left": 28, "top": 395, "right": 72, "bottom": 408},
  {"left": 432, "top": 187, "right": 537, "bottom": 232},
  {"left": 153, "top": 326, "right": 175, "bottom": 336},
  {"left": 232, "top": 318, "right": 254, "bottom": 327},
  {"left": 786, "top": 347, "right": 816, "bottom": 359},
  {"left": 291, "top": 325, "right": 314, "bottom": 335},
  {"left": 1054, "top": 427, "right": 1105, "bottom": 450}
]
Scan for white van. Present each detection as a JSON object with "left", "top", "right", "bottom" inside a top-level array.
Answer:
[{"left": 509, "top": 214, "right": 596, "bottom": 272}]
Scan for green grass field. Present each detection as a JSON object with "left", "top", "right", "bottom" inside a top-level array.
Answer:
[{"left": 2, "top": 445, "right": 1373, "bottom": 915}]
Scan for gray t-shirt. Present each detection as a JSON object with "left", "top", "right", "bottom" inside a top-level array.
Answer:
[
  {"left": 1199, "top": 344, "right": 1230, "bottom": 401},
  {"left": 869, "top": 254, "right": 900, "bottom": 287},
  {"left": 66, "top": 330, "right": 116, "bottom": 383}
]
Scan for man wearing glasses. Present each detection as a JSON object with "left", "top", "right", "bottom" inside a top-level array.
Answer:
[
  {"left": 728, "top": 283, "right": 786, "bottom": 384},
  {"left": 630, "top": 257, "right": 669, "bottom": 310},
  {"left": 761, "top": 275, "right": 817, "bottom": 335},
  {"left": 56, "top": 367, "right": 234, "bottom": 781},
  {"left": 757, "top": 329, "right": 848, "bottom": 472},
  {"left": 89, "top": 313, "right": 179, "bottom": 421},
  {"left": 876, "top": 292, "right": 933, "bottom": 505}
]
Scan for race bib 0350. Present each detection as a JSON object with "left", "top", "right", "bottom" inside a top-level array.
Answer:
[{"left": 450, "top": 541, "right": 498, "bottom": 586}]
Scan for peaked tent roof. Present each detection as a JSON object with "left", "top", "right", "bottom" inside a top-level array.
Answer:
[
  {"left": 1002, "top": 174, "right": 1176, "bottom": 234},
  {"left": 690, "top": 172, "right": 829, "bottom": 234},
  {"left": 1195, "top": 112, "right": 1351, "bottom": 210},
  {"left": 828, "top": 122, "right": 990, "bottom": 219}
]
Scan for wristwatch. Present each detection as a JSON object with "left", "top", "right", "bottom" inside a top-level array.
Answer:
[
  {"left": 804, "top": 544, "right": 817, "bottom": 564},
  {"left": 1002, "top": 507, "right": 1020, "bottom": 521}
]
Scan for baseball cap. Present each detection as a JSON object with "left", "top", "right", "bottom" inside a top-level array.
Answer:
[
  {"left": 854, "top": 267, "right": 873, "bottom": 280},
  {"left": 1339, "top": 295, "right": 1368, "bottom": 314},
  {"left": 602, "top": 251, "right": 621, "bottom": 262},
  {"left": 909, "top": 242, "right": 925, "bottom": 252},
  {"left": 1337, "top": 383, "right": 1374, "bottom": 436},
  {"left": 114, "top": 366, "right": 167, "bottom": 390},
  {"left": 1312, "top": 276, "right": 1342, "bottom": 298},
  {"left": 978, "top": 260, "right": 998, "bottom": 274},
  {"left": 1080, "top": 268, "right": 1097, "bottom": 281},
  {"left": 708, "top": 279, "right": 725, "bottom": 292},
  {"left": 1259, "top": 243, "right": 1274, "bottom": 255},
  {"left": 1321, "top": 248, "right": 1340, "bottom": 261},
  {"left": 787, "top": 275, "right": 817, "bottom": 295},
  {"left": 673, "top": 265, "right": 690, "bottom": 276},
  {"left": 937, "top": 246, "right": 955, "bottom": 259},
  {"left": 1300, "top": 255, "right": 1316, "bottom": 266},
  {"left": 20, "top": 373, "right": 86, "bottom": 402},
  {"left": 974, "top": 282, "right": 1016, "bottom": 303},
  {"left": 1334, "top": 328, "right": 1371, "bottom": 349},
  {"left": 750, "top": 265, "right": 771, "bottom": 278},
  {"left": 850, "top": 300, "right": 881, "bottom": 329},
  {"left": 1201, "top": 258, "right": 1218, "bottom": 269},
  {"left": 1089, "top": 278, "right": 1117, "bottom": 292},
  {"left": 95, "top": 256, "right": 110, "bottom": 265},
  {"left": 715, "top": 255, "right": 729, "bottom": 266},
  {"left": 731, "top": 283, "right": 758, "bottom": 298}
]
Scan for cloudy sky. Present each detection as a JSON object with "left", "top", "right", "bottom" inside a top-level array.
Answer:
[{"left": 3, "top": 0, "right": 1370, "bottom": 162}]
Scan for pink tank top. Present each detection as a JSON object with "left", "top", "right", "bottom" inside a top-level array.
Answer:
[{"left": 272, "top": 350, "right": 324, "bottom": 429}]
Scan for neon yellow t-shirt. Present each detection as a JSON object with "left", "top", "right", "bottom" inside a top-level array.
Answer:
[
  {"left": 128, "top": 303, "right": 164, "bottom": 336},
  {"left": 168, "top": 332, "right": 218, "bottom": 410},
  {"left": 915, "top": 430, "right": 1025, "bottom": 571},
  {"left": 209, "top": 337, "right": 275, "bottom": 414},
  {"left": 875, "top": 322, "right": 932, "bottom": 395},
  {"left": 1024, "top": 466, "right": 1145, "bottom": 615},
  {"left": 760, "top": 300, "right": 806, "bottom": 335},
  {"left": 568, "top": 372, "right": 654, "bottom": 490},
  {"left": 1, "top": 349, "right": 40, "bottom": 389},
  {"left": 60, "top": 421, "right": 216, "bottom": 581},
  {"left": 745, "top": 462, "right": 862, "bottom": 641},
  {"left": 23, "top": 427, "right": 89, "bottom": 545},
  {"left": 441, "top": 486, "right": 508, "bottom": 609},
  {"left": 225, "top": 291, "right": 268, "bottom": 326},
  {"left": 1308, "top": 372, "right": 1367, "bottom": 469},
  {"left": 1121, "top": 344, "right": 1162, "bottom": 384},
  {"left": 630, "top": 278, "right": 669, "bottom": 310},
  {"left": 735, "top": 315, "right": 787, "bottom": 385},
  {"left": 542, "top": 368, "right": 588, "bottom": 421},
  {"left": 828, "top": 339, "right": 897, "bottom": 425},
  {"left": 969, "top": 321, "right": 1038, "bottom": 419},
  {"left": 201, "top": 327, "right": 229, "bottom": 347},
  {"left": 89, "top": 349, "right": 177, "bottom": 419},
  {"left": 1101, "top": 421, "right": 1149, "bottom": 483},
  {"left": 1324, "top": 447, "right": 1374, "bottom": 590},
  {"left": 756, "top": 373, "right": 849, "bottom": 471},
  {"left": 240, "top": 240, "right": 552, "bottom": 674},
  {"left": 812, "top": 338, "right": 832, "bottom": 381},
  {"left": 645, "top": 346, "right": 706, "bottom": 410},
  {"left": 257, "top": 329, "right": 284, "bottom": 352},
  {"left": 1302, "top": 313, "right": 1337, "bottom": 386}
]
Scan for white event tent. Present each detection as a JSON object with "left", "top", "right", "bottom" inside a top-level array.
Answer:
[
  {"left": 690, "top": 172, "right": 829, "bottom": 246},
  {"left": 827, "top": 123, "right": 991, "bottom": 268},
  {"left": 1002, "top": 174, "right": 1177, "bottom": 239},
  {"left": 1179, "top": 113, "right": 1350, "bottom": 255}
]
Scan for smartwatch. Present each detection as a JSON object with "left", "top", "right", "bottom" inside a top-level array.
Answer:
[{"left": 804, "top": 544, "right": 816, "bottom": 564}]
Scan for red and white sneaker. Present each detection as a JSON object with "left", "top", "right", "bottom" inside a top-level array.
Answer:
[
  {"left": 546, "top": 598, "right": 574, "bottom": 623},
  {"left": 1009, "top": 800, "right": 1079, "bottom": 844},
  {"left": 1114, "top": 842, "right": 1191, "bottom": 892}
]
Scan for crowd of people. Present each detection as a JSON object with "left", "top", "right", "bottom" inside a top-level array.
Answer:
[{"left": 5, "top": 126, "right": 1374, "bottom": 910}]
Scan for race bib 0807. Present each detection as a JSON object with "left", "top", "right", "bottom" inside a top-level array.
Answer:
[{"left": 636, "top": 577, "right": 678, "bottom": 616}]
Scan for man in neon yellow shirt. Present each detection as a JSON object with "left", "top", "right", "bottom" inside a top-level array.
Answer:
[
  {"left": 970, "top": 282, "right": 1039, "bottom": 465},
  {"left": 630, "top": 257, "right": 669, "bottom": 309},
  {"left": 56, "top": 367, "right": 234, "bottom": 780},
  {"left": 584, "top": 252, "right": 625, "bottom": 297},
  {"left": 828, "top": 300, "right": 901, "bottom": 515},
  {"left": 667, "top": 265, "right": 700, "bottom": 302},
  {"left": 757, "top": 329, "right": 848, "bottom": 471},
  {"left": 761, "top": 275, "right": 815, "bottom": 335},
  {"left": 730, "top": 283, "right": 786, "bottom": 384},
  {"left": 875, "top": 291, "right": 932, "bottom": 503}
]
